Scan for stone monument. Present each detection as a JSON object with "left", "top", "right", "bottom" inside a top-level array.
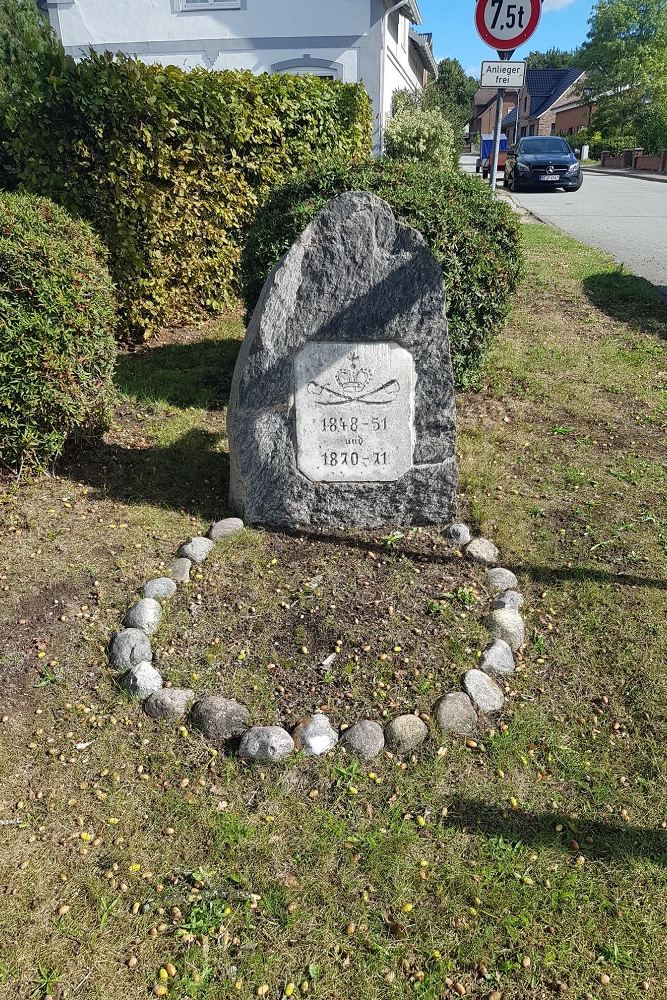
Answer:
[{"left": 228, "top": 191, "right": 457, "bottom": 528}]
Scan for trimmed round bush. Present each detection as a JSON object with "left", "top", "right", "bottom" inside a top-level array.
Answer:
[
  {"left": 242, "top": 159, "right": 523, "bottom": 387},
  {"left": 0, "top": 192, "right": 117, "bottom": 472}
]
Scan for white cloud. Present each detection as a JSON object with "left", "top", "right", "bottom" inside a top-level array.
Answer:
[{"left": 542, "top": 0, "right": 577, "bottom": 10}]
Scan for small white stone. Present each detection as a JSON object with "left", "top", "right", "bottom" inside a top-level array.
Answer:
[
  {"left": 481, "top": 639, "right": 516, "bottom": 677},
  {"left": 239, "top": 726, "right": 295, "bottom": 762},
  {"left": 486, "top": 609, "right": 525, "bottom": 652},
  {"left": 485, "top": 567, "right": 518, "bottom": 594},
  {"left": 292, "top": 714, "right": 338, "bottom": 756},
  {"left": 122, "top": 598, "right": 162, "bottom": 636},
  {"left": 464, "top": 669, "right": 504, "bottom": 714},
  {"left": 143, "top": 577, "right": 177, "bottom": 601},
  {"left": 178, "top": 537, "right": 215, "bottom": 564},
  {"left": 434, "top": 692, "right": 477, "bottom": 734},
  {"left": 208, "top": 518, "right": 244, "bottom": 540},
  {"left": 465, "top": 538, "right": 500, "bottom": 565},
  {"left": 491, "top": 590, "right": 524, "bottom": 612},
  {"left": 122, "top": 661, "right": 163, "bottom": 699},
  {"left": 449, "top": 523, "right": 472, "bottom": 546}
]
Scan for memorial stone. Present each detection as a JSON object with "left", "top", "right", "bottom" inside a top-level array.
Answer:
[{"left": 228, "top": 191, "right": 457, "bottom": 528}]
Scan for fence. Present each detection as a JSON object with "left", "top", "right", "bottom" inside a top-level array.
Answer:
[{"left": 600, "top": 148, "right": 667, "bottom": 174}]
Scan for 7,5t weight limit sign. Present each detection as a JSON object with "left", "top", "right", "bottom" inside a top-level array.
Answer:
[{"left": 475, "top": 0, "right": 542, "bottom": 51}]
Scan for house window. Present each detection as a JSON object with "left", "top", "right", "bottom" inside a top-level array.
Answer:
[
  {"left": 179, "top": 0, "right": 241, "bottom": 10},
  {"left": 388, "top": 11, "right": 399, "bottom": 42},
  {"left": 551, "top": 123, "right": 556, "bottom": 135},
  {"left": 529, "top": 124, "right": 535, "bottom": 136}
]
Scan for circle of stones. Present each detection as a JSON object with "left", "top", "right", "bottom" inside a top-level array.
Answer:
[{"left": 107, "top": 520, "right": 527, "bottom": 763}]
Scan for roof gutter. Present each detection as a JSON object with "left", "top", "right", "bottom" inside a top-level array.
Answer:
[{"left": 409, "top": 29, "right": 437, "bottom": 77}]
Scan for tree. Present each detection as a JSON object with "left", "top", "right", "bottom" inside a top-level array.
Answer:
[
  {"left": 423, "top": 58, "right": 479, "bottom": 126},
  {"left": 525, "top": 47, "right": 582, "bottom": 70},
  {"left": 580, "top": 0, "right": 667, "bottom": 127}
]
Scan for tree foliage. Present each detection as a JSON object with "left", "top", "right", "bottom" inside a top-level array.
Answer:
[
  {"left": 385, "top": 97, "right": 457, "bottom": 169},
  {"left": 581, "top": 0, "right": 667, "bottom": 128},
  {"left": 424, "top": 58, "right": 479, "bottom": 126},
  {"left": 525, "top": 47, "right": 583, "bottom": 70}
]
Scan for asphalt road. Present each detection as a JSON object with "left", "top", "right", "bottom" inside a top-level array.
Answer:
[{"left": 460, "top": 154, "right": 667, "bottom": 295}]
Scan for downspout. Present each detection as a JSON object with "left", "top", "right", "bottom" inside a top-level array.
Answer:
[{"left": 379, "top": 0, "right": 414, "bottom": 154}]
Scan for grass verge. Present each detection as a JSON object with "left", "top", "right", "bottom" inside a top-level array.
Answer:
[{"left": 0, "top": 226, "right": 665, "bottom": 1000}]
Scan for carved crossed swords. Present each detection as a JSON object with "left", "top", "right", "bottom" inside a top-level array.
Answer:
[{"left": 307, "top": 379, "right": 400, "bottom": 407}]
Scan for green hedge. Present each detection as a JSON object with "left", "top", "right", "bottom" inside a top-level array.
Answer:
[
  {"left": 3, "top": 51, "right": 372, "bottom": 339},
  {"left": 242, "top": 159, "right": 523, "bottom": 386},
  {"left": 0, "top": 192, "right": 117, "bottom": 472}
]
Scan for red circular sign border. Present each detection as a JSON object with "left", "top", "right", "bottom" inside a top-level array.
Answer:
[{"left": 475, "top": 0, "right": 542, "bottom": 50}]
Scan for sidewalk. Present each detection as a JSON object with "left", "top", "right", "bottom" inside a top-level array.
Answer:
[{"left": 583, "top": 166, "right": 667, "bottom": 184}]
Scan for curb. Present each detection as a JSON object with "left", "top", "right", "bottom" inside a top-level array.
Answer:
[{"left": 583, "top": 167, "right": 667, "bottom": 185}]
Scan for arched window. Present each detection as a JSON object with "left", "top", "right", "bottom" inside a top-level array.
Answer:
[{"left": 271, "top": 57, "right": 343, "bottom": 81}]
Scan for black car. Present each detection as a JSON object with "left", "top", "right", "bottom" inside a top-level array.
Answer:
[{"left": 504, "top": 136, "right": 583, "bottom": 192}]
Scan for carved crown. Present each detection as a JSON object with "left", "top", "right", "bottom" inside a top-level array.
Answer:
[{"left": 335, "top": 352, "right": 371, "bottom": 393}]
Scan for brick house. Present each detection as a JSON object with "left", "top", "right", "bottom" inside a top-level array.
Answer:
[
  {"left": 554, "top": 97, "right": 597, "bottom": 136},
  {"left": 516, "top": 69, "right": 586, "bottom": 139},
  {"left": 470, "top": 87, "right": 518, "bottom": 138}
]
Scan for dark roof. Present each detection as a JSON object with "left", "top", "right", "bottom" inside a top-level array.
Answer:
[
  {"left": 524, "top": 68, "right": 585, "bottom": 118},
  {"left": 409, "top": 29, "right": 437, "bottom": 76},
  {"left": 473, "top": 86, "right": 497, "bottom": 110},
  {"left": 502, "top": 107, "right": 518, "bottom": 127}
]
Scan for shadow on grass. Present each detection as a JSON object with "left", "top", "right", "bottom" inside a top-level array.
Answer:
[
  {"left": 583, "top": 271, "right": 667, "bottom": 339},
  {"left": 292, "top": 531, "right": 667, "bottom": 591},
  {"left": 66, "top": 429, "right": 230, "bottom": 522},
  {"left": 447, "top": 795, "right": 667, "bottom": 864},
  {"left": 114, "top": 336, "right": 241, "bottom": 410}
]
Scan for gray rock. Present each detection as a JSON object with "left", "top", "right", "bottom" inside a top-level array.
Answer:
[
  {"left": 485, "top": 609, "right": 526, "bottom": 652},
  {"left": 178, "top": 537, "right": 215, "bottom": 565},
  {"left": 465, "top": 538, "right": 500, "bottom": 565},
  {"left": 481, "top": 639, "right": 516, "bottom": 677},
  {"left": 171, "top": 558, "right": 192, "bottom": 584},
  {"left": 239, "top": 726, "right": 295, "bottom": 763},
  {"left": 122, "top": 598, "right": 162, "bottom": 636},
  {"left": 227, "top": 191, "right": 458, "bottom": 529},
  {"left": 464, "top": 669, "right": 505, "bottom": 714},
  {"left": 485, "top": 567, "right": 518, "bottom": 594},
  {"left": 434, "top": 692, "right": 477, "bottom": 735},
  {"left": 384, "top": 714, "right": 428, "bottom": 754},
  {"left": 449, "top": 523, "right": 472, "bottom": 546},
  {"left": 209, "top": 517, "right": 244, "bottom": 540},
  {"left": 340, "top": 720, "right": 385, "bottom": 760},
  {"left": 109, "top": 628, "right": 152, "bottom": 670},
  {"left": 144, "top": 687, "right": 195, "bottom": 720},
  {"left": 292, "top": 714, "right": 338, "bottom": 756},
  {"left": 122, "top": 661, "right": 163, "bottom": 699},
  {"left": 491, "top": 590, "right": 524, "bottom": 612},
  {"left": 143, "top": 577, "right": 177, "bottom": 601},
  {"left": 189, "top": 695, "right": 250, "bottom": 746}
]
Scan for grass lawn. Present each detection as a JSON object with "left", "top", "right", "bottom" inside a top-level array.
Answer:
[{"left": 0, "top": 224, "right": 666, "bottom": 1000}]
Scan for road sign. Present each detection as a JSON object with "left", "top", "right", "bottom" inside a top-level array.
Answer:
[
  {"left": 475, "top": 0, "right": 542, "bottom": 51},
  {"left": 481, "top": 59, "right": 527, "bottom": 89}
]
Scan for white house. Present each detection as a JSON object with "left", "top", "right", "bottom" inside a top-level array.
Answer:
[{"left": 38, "top": 0, "right": 437, "bottom": 149}]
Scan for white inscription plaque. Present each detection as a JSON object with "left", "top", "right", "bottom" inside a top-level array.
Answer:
[{"left": 295, "top": 342, "right": 414, "bottom": 483}]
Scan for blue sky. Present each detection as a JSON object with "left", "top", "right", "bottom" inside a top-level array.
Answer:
[{"left": 418, "top": 0, "right": 595, "bottom": 75}]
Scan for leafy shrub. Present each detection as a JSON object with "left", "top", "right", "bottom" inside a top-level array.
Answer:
[
  {"left": 0, "top": 192, "right": 117, "bottom": 472},
  {"left": 385, "top": 100, "right": 457, "bottom": 169},
  {"left": 242, "top": 159, "right": 523, "bottom": 387},
  {"left": 635, "top": 104, "right": 667, "bottom": 155},
  {"left": 0, "top": 0, "right": 57, "bottom": 187},
  {"left": 4, "top": 50, "right": 372, "bottom": 339}
]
